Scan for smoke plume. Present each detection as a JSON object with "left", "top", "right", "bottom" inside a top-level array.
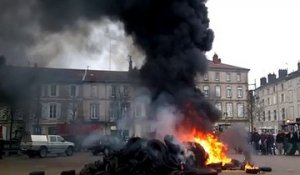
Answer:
[{"left": 1, "top": 0, "right": 220, "bottom": 130}]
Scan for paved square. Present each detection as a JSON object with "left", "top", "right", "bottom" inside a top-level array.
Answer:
[{"left": 0, "top": 152, "right": 299, "bottom": 175}]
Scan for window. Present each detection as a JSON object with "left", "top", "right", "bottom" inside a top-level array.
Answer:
[
  {"left": 215, "top": 86, "right": 221, "bottom": 97},
  {"left": 274, "top": 110, "right": 277, "bottom": 121},
  {"left": 237, "top": 87, "right": 243, "bottom": 98},
  {"left": 203, "top": 73, "right": 208, "bottom": 81},
  {"left": 226, "top": 86, "right": 232, "bottom": 98},
  {"left": 123, "top": 85, "right": 129, "bottom": 97},
  {"left": 50, "top": 85, "right": 57, "bottom": 96},
  {"left": 281, "top": 94, "right": 285, "bottom": 103},
  {"left": 33, "top": 126, "right": 41, "bottom": 135},
  {"left": 268, "top": 111, "right": 271, "bottom": 121},
  {"left": 262, "top": 111, "right": 265, "bottom": 121},
  {"left": 48, "top": 127, "right": 57, "bottom": 135},
  {"left": 237, "top": 104, "right": 244, "bottom": 117},
  {"left": 68, "top": 103, "right": 78, "bottom": 120},
  {"left": 91, "top": 85, "right": 97, "bottom": 97},
  {"left": 90, "top": 103, "right": 99, "bottom": 119},
  {"left": 215, "top": 103, "right": 222, "bottom": 111},
  {"left": 282, "top": 108, "right": 285, "bottom": 120},
  {"left": 49, "top": 135, "right": 57, "bottom": 142},
  {"left": 273, "top": 86, "right": 276, "bottom": 93},
  {"left": 215, "top": 72, "right": 220, "bottom": 81},
  {"left": 237, "top": 73, "right": 241, "bottom": 82},
  {"left": 49, "top": 103, "right": 57, "bottom": 119},
  {"left": 281, "top": 84, "right": 284, "bottom": 90},
  {"left": 57, "top": 136, "right": 64, "bottom": 142},
  {"left": 70, "top": 85, "right": 77, "bottom": 97},
  {"left": 267, "top": 98, "right": 270, "bottom": 105},
  {"left": 111, "top": 85, "right": 117, "bottom": 97},
  {"left": 203, "top": 85, "right": 209, "bottom": 97},
  {"left": 226, "top": 73, "right": 231, "bottom": 81},
  {"left": 226, "top": 103, "right": 233, "bottom": 117}
]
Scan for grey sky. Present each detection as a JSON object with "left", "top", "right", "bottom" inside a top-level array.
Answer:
[{"left": 206, "top": 0, "right": 300, "bottom": 86}]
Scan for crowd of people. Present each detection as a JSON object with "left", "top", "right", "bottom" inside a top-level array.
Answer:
[{"left": 251, "top": 127, "right": 300, "bottom": 155}]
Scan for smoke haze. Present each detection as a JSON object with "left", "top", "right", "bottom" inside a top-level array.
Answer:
[{"left": 1, "top": 0, "right": 219, "bottom": 131}]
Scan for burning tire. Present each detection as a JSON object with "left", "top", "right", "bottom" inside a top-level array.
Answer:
[
  {"left": 259, "top": 167, "right": 272, "bottom": 172},
  {"left": 245, "top": 168, "right": 260, "bottom": 174}
]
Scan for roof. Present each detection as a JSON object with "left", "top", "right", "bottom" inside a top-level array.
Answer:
[
  {"left": 0, "top": 65, "right": 136, "bottom": 84},
  {"left": 208, "top": 60, "right": 250, "bottom": 71}
]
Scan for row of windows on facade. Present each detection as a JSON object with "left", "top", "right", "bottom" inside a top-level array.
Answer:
[
  {"left": 259, "top": 84, "right": 285, "bottom": 96},
  {"left": 47, "top": 102, "right": 131, "bottom": 120},
  {"left": 201, "top": 86, "right": 244, "bottom": 98},
  {"left": 259, "top": 108, "right": 286, "bottom": 122},
  {"left": 260, "top": 88, "right": 300, "bottom": 106},
  {"left": 215, "top": 103, "right": 245, "bottom": 118},
  {"left": 203, "top": 72, "right": 242, "bottom": 82},
  {"left": 46, "top": 84, "right": 130, "bottom": 97}
]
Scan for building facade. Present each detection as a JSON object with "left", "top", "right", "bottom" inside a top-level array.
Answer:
[
  {"left": 254, "top": 64, "right": 300, "bottom": 134},
  {"left": 196, "top": 54, "right": 250, "bottom": 130}
]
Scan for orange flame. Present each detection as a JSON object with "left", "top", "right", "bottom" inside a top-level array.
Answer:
[
  {"left": 178, "top": 129, "right": 231, "bottom": 165},
  {"left": 245, "top": 162, "right": 259, "bottom": 170}
]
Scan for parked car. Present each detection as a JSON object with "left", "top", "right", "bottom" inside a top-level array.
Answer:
[
  {"left": 88, "top": 135, "right": 125, "bottom": 156},
  {"left": 20, "top": 134, "right": 75, "bottom": 158}
]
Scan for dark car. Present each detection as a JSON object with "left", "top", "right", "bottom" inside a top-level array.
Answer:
[{"left": 88, "top": 135, "right": 125, "bottom": 156}]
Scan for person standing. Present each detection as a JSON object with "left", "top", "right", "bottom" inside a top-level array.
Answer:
[
  {"left": 276, "top": 130, "right": 285, "bottom": 155},
  {"left": 293, "top": 128, "right": 300, "bottom": 154},
  {"left": 251, "top": 128, "right": 261, "bottom": 153},
  {"left": 266, "top": 132, "right": 275, "bottom": 155},
  {"left": 286, "top": 129, "right": 295, "bottom": 155}
]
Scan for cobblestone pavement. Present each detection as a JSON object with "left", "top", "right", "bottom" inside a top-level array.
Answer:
[{"left": 0, "top": 152, "right": 300, "bottom": 175}]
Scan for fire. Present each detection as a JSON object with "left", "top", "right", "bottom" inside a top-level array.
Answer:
[
  {"left": 245, "top": 162, "right": 259, "bottom": 170},
  {"left": 178, "top": 129, "right": 231, "bottom": 165}
]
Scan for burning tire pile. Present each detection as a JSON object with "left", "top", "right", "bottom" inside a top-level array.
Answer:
[
  {"left": 80, "top": 136, "right": 218, "bottom": 175},
  {"left": 80, "top": 136, "right": 271, "bottom": 175}
]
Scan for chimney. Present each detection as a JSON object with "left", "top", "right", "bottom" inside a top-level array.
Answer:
[
  {"left": 298, "top": 61, "right": 300, "bottom": 71},
  {"left": 212, "top": 53, "right": 221, "bottom": 64},
  {"left": 260, "top": 77, "right": 267, "bottom": 86},
  {"left": 33, "top": 63, "right": 38, "bottom": 68},
  {"left": 267, "top": 73, "right": 276, "bottom": 83},
  {"left": 278, "top": 69, "right": 287, "bottom": 78}
]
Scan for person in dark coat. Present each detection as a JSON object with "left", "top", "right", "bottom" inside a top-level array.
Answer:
[
  {"left": 286, "top": 129, "right": 295, "bottom": 155},
  {"left": 293, "top": 128, "right": 300, "bottom": 154},
  {"left": 276, "top": 130, "right": 285, "bottom": 155},
  {"left": 260, "top": 132, "right": 267, "bottom": 155},
  {"left": 266, "top": 132, "right": 275, "bottom": 155},
  {"left": 251, "top": 128, "right": 261, "bottom": 152}
]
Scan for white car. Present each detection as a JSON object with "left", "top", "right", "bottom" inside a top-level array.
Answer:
[{"left": 20, "top": 134, "right": 75, "bottom": 158}]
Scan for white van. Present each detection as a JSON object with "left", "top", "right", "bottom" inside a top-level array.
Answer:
[{"left": 20, "top": 134, "right": 75, "bottom": 158}]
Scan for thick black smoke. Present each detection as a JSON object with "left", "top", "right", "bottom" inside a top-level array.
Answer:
[{"left": 1, "top": 0, "right": 220, "bottom": 128}]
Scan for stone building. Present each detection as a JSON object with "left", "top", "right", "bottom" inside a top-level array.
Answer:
[
  {"left": 254, "top": 63, "right": 300, "bottom": 134},
  {"left": 196, "top": 53, "right": 250, "bottom": 130},
  {"left": 0, "top": 64, "right": 139, "bottom": 143}
]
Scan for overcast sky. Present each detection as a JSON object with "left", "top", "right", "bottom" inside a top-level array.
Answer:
[
  {"left": 206, "top": 0, "right": 300, "bottom": 86},
  {"left": 23, "top": 0, "right": 300, "bottom": 87}
]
